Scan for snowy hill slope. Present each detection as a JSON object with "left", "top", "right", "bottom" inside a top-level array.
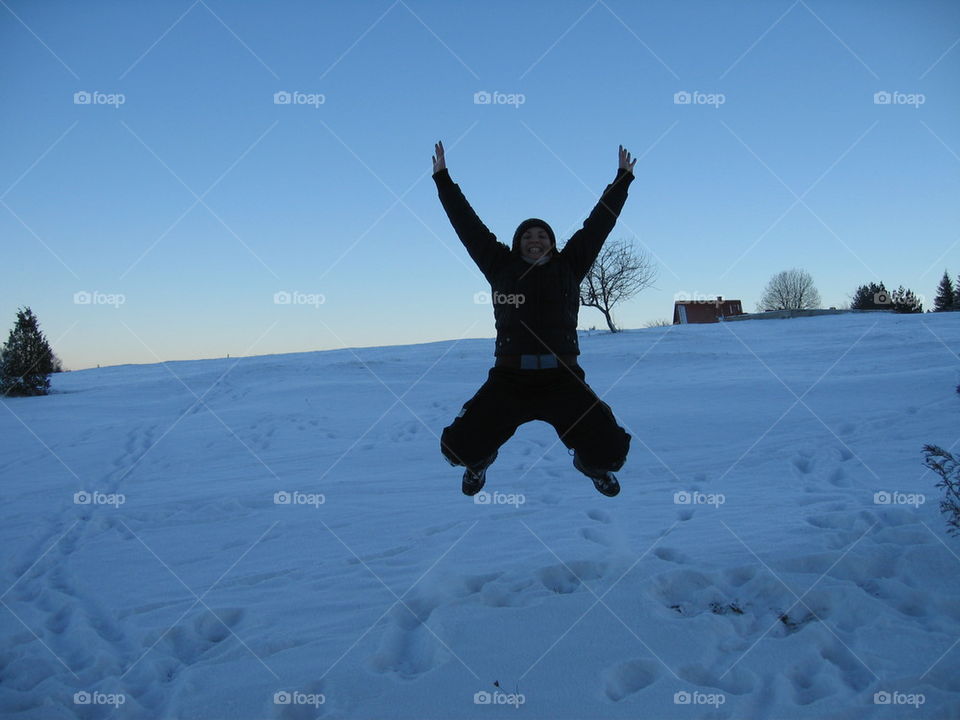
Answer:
[{"left": 2, "top": 312, "right": 959, "bottom": 719}]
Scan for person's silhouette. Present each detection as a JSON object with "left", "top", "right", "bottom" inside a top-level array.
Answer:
[{"left": 432, "top": 141, "right": 637, "bottom": 497}]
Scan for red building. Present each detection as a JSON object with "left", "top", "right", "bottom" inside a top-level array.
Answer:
[{"left": 673, "top": 296, "right": 744, "bottom": 324}]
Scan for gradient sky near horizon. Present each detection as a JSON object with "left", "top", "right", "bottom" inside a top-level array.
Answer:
[{"left": 2, "top": 0, "right": 958, "bottom": 370}]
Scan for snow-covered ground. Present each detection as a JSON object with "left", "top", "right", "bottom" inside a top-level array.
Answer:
[{"left": 2, "top": 311, "right": 959, "bottom": 719}]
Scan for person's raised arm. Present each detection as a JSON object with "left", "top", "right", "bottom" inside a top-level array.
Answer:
[
  {"left": 561, "top": 144, "right": 637, "bottom": 281},
  {"left": 432, "top": 140, "right": 510, "bottom": 281}
]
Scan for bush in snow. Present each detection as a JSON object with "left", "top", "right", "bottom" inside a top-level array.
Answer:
[{"left": 923, "top": 444, "right": 960, "bottom": 536}]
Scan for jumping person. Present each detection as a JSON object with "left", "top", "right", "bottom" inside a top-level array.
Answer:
[{"left": 432, "top": 140, "right": 636, "bottom": 497}]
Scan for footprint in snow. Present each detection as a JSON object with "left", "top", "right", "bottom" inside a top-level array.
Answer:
[
  {"left": 367, "top": 590, "right": 447, "bottom": 680},
  {"left": 580, "top": 509, "right": 615, "bottom": 546},
  {"left": 653, "top": 547, "right": 691, "bottom": 565},
  {"left": 537, "top": 560, "right": 606, "bottom": 595},
  {"left": 586, "top": 509, "right": 611, "bottom": 524},
  {"left": 579, "top": 526, "right": 613, "bottom": 547},
  {"left": 603, "top": 658, "right": 660, "bottom": 701},
  {"left": 791, "top": 453, "right": 815, "bottom": 475}
]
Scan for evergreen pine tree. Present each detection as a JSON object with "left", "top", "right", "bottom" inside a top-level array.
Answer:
[
  {"left": 934, "top": 270, "right": 955, "bottom": 311},
  {"left": 891, "top": 286, "right": 923, "bottom": 314},
  {"left": 851, "top": 281, "right": 888, "bottom": 310},
  {"left": 955, "top": 274, "right": 960, "bottom": 309},
  {"left": 0, "top": 307, "right": 58, "bottom": 396}
]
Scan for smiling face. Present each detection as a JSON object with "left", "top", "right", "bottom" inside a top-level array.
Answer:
[{"left": 520, "top": 226, "right": 552, "bottom": 261}]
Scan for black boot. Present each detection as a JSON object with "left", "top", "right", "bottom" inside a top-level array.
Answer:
[
  {"left": 462, "top": 450, "right": 497, "bottom": 496},
  {"left": 573, "top": 451, "right": 621, "bottom": 497}
]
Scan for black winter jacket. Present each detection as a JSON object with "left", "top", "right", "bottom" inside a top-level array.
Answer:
[{"left": 433, "top": 167, "right": 635, "bottom": 357}]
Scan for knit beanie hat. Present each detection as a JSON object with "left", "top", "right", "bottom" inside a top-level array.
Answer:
[{"left": 512, "top": 218, "right": 556, "bottom": 253}]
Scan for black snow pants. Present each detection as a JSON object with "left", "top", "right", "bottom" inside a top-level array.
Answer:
[{"left": 440, "top": 362, "right": 631, "bottom": 473}]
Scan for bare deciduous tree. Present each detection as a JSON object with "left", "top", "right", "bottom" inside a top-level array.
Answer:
[
  {"left": 579, "top": 238, "right": 658, "bottom": 332},
  {"left": 758, "top": 268, "right": 821, "bottom": 311}
]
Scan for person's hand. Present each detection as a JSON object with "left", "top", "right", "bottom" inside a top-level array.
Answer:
[
  {"left": 432, "top": 140, "right": 446, "bottom": 174},
  {"left": 619, "top": 144, "right": 636, "bottom": 175}
]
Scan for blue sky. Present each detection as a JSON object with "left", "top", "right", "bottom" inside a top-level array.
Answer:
[{"left": 2, "top": 0, "right": 958, "bottom": 370}]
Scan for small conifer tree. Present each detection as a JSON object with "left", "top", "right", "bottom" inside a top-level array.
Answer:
[
  {"left": 0, "top": 307, "right": 59, "bottom": 396},
  {"left": 934, "top": 270, "right": 956, "bottom": 311}
]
